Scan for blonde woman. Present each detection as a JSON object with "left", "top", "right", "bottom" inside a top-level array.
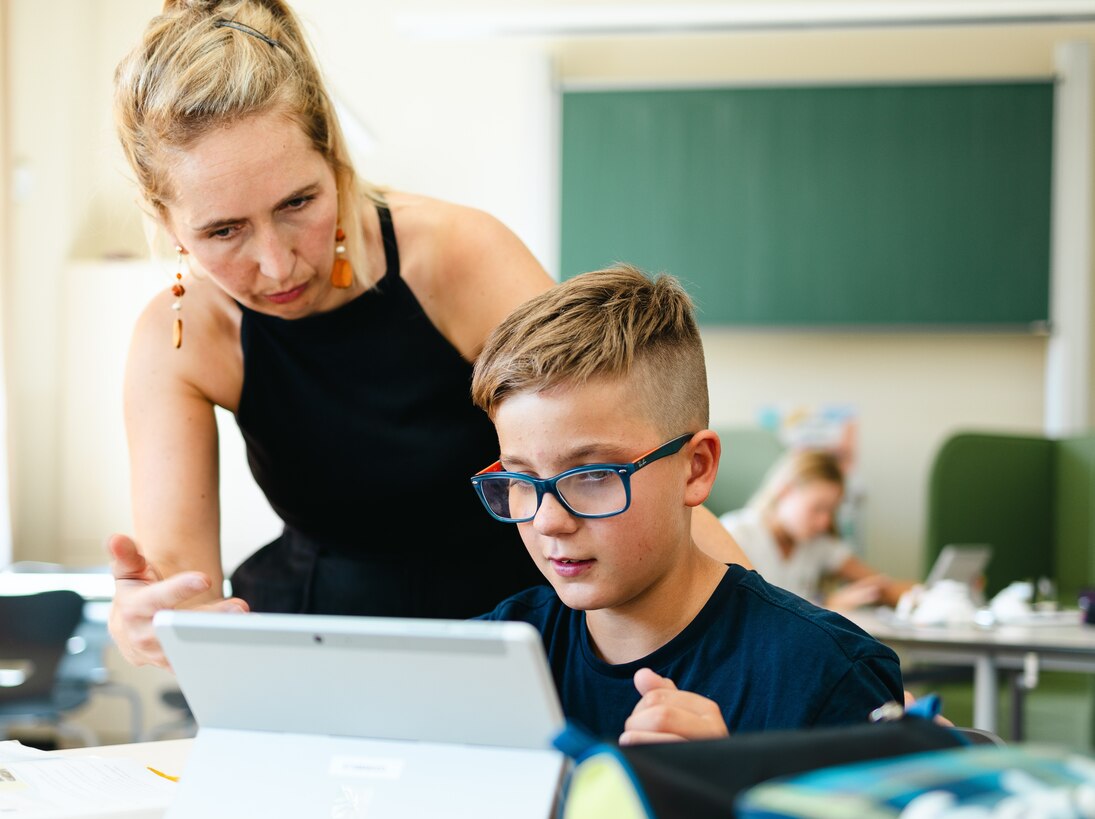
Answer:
[
  {"left": 105, "top": 0, "right": 749, "bottom": 668},
  {"left": 720, "top": 449, "right": 914, "bottom": 611}
]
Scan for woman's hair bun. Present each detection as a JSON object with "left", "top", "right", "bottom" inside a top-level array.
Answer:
[{"left": 162, "top": 0, "right": 227, "bottom": 12}]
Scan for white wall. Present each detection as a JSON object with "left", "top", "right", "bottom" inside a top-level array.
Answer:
[{"left": 0, "top": 1, "right": 11, "bottom": 566}]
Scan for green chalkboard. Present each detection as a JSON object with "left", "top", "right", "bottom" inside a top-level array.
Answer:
[{"left": 560, "top": 83, "right": 1054, "bottom": 327}]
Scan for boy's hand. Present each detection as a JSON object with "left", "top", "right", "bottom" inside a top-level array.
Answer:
[
  {"left": 619, "top": 668, "right": 729, "bottom": 745},
  {"left": 904, "top": 689, "right": 955, "bottom": 727}
]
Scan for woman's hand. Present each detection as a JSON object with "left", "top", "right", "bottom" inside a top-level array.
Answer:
[
  {"left": 106, "top": 533, "right": 249, "bottom": 669},
  {"left": 620, "top": 668, "right": 729, "bottom": 745}
]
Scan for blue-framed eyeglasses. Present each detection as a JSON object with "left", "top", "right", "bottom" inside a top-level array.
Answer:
[{"left": 470, "top": 432, "right": 696, "bottom": 523}]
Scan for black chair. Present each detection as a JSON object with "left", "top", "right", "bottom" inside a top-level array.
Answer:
[
  {"left": 0, "top": 589, "right": 98, "bottom": 747},
  {"left": 54, "top": 613, "right": 144, "bottom": 743},
  {"left": 2, "top": 561, "right": 144, "bottom": 744}
]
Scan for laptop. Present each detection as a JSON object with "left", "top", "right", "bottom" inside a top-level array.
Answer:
[
  {"left": 924, "top": 543, "right": 993, "bottom": 591},
  {"left": 154, "top": 610, "right": 567, "bottom": 819}
]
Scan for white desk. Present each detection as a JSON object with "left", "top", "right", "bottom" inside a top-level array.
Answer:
[
  {"left": 0, "top": 571, "right": 115, "bottom": 602},
  {"left": 847, "top": 609, "right": 1095, "bottom": 733}
]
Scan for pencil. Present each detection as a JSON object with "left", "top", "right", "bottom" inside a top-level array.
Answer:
[{"left": 147, "top": 766, "right": 180, "bottom": 782}]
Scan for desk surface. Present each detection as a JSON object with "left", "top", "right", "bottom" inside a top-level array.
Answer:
[
  {"left": 846, "top": 607, "right": 1095, "bottom": 733},
  {"left": 846, "top": 609, "right": 1095, "bottom": 659},
  {"left": 0, "top": 571, "right": 115, "bottom": 601}
]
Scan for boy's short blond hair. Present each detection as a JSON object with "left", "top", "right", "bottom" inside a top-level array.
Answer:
[{"left": 471, "top": 264, "right": 709, "bottom": 434}]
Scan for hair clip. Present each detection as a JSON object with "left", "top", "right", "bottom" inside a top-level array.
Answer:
[{"left": 213, "top": 19, "right": 286, "bottom": 51}]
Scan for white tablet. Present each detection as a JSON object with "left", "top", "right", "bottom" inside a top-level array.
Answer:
[
  {"left": 924, "top": 543, "right": 993, "bottom": 589},
  {"left": 153, "top": 609, "right": 565, "bottom": 750}
]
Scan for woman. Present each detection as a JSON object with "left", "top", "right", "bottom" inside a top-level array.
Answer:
[
  {"left": 107, "top": 0, "right": 749, "bottom": 668},
  {"left": 720, "top": 449, "right": 914, "bottom": 612}
]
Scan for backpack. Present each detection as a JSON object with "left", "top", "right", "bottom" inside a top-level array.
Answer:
[{"left": 553, "top": 711, "right": 966, "bottom": 819}]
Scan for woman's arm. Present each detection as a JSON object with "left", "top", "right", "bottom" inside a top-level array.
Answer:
[{"left": 108, "top": 289, "right": 249, "bottom": 668}]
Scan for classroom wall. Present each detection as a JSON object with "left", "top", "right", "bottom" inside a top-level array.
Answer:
[
  {"left": 3, "top": 3, "right": 1094, "bottom": 588},
  {"left": 0, "top": 1, "right": 12, "bottom": 564}
]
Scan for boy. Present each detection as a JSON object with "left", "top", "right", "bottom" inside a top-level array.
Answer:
[{"left": 469, "top": 264, "right": 903, "bottom": 745}]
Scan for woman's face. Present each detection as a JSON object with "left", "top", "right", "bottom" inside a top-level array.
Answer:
[
  {"left": 161, "top": 110, "right": 343, "bottom": 317},
  {"left": 774, "top": 479, "right": 843, "bottom": 543}
]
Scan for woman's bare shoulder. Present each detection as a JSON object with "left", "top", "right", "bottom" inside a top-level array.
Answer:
[
  {"left": 377, "top": 190, "right": 553, "bottom": 359},
  {"left": 382, "top": 190, "right": 506, "bottom": 235},
  {"left": 127, "top": 278, "right": 243, "bottom": 410}
]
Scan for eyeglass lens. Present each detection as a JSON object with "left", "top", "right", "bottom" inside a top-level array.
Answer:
[{"left": 480, "top": 468, "right": 627, "bottom": 520}]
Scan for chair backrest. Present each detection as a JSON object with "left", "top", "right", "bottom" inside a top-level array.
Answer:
[
  {"left": 707, "top": 426, "right": 786, "bottom": 517},
  {"left": 925, "top": 432, "right": 1056, "bottom": 600},
  {"left": 0, "top": 590, "right": 85, "bottom": 704},
  {"left": 56, "top": 616, "right": 111, "bottom": 687},
  {"left": 926, "top": 430, "right": 1095, "bottom": 601},
  {"left": 1053, "top": 433, "right": 1095, "bottom": 601}
]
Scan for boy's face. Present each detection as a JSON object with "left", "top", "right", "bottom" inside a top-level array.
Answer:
[{"left": 492, "top": 375, "right": 697, "bottom": 613}]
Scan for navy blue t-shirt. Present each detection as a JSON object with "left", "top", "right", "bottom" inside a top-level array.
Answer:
[{"left": 477, "top": 564, "right": 903, "bottom": 740}]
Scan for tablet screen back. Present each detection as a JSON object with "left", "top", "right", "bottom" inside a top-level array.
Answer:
[
  {"left": 924, "top": 543, "right": 993, "bottom": 589},
  {"left": 154, "top": 610, "right": 565, "bottom": 750}
]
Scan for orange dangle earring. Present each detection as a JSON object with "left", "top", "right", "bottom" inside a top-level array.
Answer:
[
  {"left": 330, "top": 226, "right": 353, "bottom": 288},
  {"left": 172, "top": 246, "right": 187, "bottom": 349}
]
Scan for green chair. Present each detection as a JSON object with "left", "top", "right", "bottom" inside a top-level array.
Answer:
[
  {"left": 918, "top": 429, "right": 1095, "bottom": 750},
  {"left": 925, "top": 433, "right": 1056, "bottom": 600},
  {"left": 706, "top": 426, "right": 786, "bottom": 517},
  {"left": 924, "top": 430, "right": 1095, "bottom": 615}
]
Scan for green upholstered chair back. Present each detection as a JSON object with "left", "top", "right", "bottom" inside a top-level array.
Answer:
[
  {"left": 1053, "top": 433, "right": 1095, "bottom": 601},
  {"left": 926, "top": 432, "right": 1055, "bottom": 599},
  {"left": 706, "top": 427, "right": 786, "bottom": 517},
  {"left": 925, "top": 430, "right": 1095, "bottom": 601},
  {"left": 921, "top": 430, "right": 1095, "bottom": 751}
]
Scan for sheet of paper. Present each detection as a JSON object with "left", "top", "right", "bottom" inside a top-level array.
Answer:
[
  {"left": 0, "top": 742, "right": 175, "bottom": 817},
  {"left": 0, "top": 741, "right": 53, "bottom": 762}
]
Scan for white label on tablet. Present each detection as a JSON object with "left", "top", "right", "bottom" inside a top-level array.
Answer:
[{"left": 329, "top": 756, "right": 405, "bottom": 780}]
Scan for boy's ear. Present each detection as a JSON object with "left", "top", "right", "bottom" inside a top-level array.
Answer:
[{"left": 683, "top": 429, "right": 720, "bottom": 508}]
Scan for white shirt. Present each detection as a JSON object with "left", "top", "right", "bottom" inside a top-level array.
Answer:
[{"left": 719, "top": 507, "right": 853, "bottom": 603}]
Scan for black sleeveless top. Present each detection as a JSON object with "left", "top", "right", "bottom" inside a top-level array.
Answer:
[{"left": 229, "top": 204, "right": 543, "bottom": 617}]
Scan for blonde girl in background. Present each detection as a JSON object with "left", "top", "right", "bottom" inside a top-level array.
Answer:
[{"left": 720, "top": 449, "right": 915, "bottom": 612}]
